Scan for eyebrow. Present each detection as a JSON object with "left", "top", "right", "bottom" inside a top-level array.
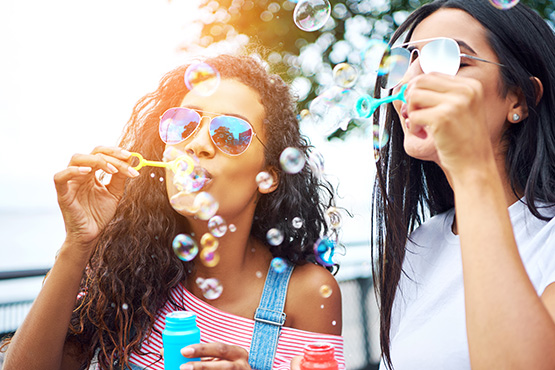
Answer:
[
  {"left": 183, "top": 105, "right": 252, "bottom": 124},
  {"left": 454, "top": 39, "right": 478, "bottom": 55}
]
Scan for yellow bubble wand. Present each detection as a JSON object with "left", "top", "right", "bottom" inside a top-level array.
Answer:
[{"left": 130, "top": 152, "right": 195, "bottom": 176}]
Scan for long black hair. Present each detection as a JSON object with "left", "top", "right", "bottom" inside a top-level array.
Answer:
[
  {"left": 58, "top": 54, "right": 336, "bottom": 369},
  {"left": 371, "top": 1, "right": 555, "bottom": 368}
]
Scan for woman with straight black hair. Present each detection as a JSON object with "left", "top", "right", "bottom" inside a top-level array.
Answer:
[{"left": 369, "top": 0, "right": 555, "bottom": 369}]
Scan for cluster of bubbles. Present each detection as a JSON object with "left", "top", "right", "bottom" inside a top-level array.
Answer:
[{"left": 295, "top": 0, "right": 519, "bottom": 162}]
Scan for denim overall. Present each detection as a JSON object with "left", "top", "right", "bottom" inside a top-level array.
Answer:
[{"left": 126, "top": 262, "right": 294, "bottom": 370}]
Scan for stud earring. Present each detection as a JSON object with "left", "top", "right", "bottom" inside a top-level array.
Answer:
[{"left": 513, "top": 113, "right": 521, "bottom": 121}]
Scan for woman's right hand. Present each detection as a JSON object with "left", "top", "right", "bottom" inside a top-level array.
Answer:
[{"left": 53, "top": 146, "right": 139, "bottom": 255}]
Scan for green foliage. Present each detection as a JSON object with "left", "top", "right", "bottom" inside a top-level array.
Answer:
[{"left": 188, "top": 0, "right": 554, "bottom": 139}]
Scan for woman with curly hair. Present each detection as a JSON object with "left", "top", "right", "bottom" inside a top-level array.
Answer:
[{"left": 3, "top": 54, "right": 345, "bottom": 370}]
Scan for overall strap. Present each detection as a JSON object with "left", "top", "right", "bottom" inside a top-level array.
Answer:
[{"left": 248, "top": 261, "right": 295, "bottom": 370}]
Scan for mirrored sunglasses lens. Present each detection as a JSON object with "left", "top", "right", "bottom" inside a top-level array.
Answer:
[
  {"left": 209, "top": 116, "right": 252, "bottom": 155},
  {"left": 159, "top": 108, "right": 200, "bottom": 144},
  {"left": 379, "top": 47, "right": 411, "bottom": 89},
  {"left": 420, "top": 38, "right": 460, "bottom": 76}
]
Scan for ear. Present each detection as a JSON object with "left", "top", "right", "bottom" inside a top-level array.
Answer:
[
  {"left": 258, "top": 166, "right": 280, "bottom": 194},
  {"left": 531, "top": 76, "right": 544, "bottom": 107}
]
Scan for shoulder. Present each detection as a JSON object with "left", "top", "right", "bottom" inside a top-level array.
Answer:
[{"left": 284, "top": 263, "right": 342, "bottom": 335}]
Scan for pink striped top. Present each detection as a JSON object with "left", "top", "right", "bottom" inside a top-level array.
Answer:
[{"left": 129, "top": 283, "right": 345, "bottom": 369}]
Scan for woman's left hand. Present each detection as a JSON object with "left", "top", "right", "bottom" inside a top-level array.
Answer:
[
  {"left": 180, "top": 343, "right": 251, "bottom": 369},
  {"left": 405, "top": 73, "right": 495, "bottom": 180}
]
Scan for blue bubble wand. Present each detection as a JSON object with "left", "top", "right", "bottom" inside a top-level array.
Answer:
[{"left": 355, "top": 84, "right": 407, "bottom": 118}]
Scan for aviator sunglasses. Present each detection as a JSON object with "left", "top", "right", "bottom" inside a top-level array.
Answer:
[
  {"left": 380, "top": 37, "right": 504, "bottom": 89},
  {"left": 159, "top": 107, "right": 265, "bottom": 156}
]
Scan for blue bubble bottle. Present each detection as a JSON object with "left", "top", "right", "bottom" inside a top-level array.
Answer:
[{"left": 163, "top": 311, "right": 201, "bottom": 370}]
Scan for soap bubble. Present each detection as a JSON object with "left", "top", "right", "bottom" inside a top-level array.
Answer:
[
  {"left": 208, "top": 216, "right": 227, "bottom": 238},
  {"left": 173, "top": 165, "right": 209, "bottom": 194},
  {"left": 169, "top": 191, "right": 198, "bottom": 213},
  {"left": 308, "top": 86, "right": 359, "bottom": 135},
  {"left": 292, "top": 217, "right": 303, "bottom": 229},
  {"left": 332, "top": 320, "right": 337, "bottom": 326},
  {"left": 266, "top": 228, "right": 284, "bottom": 246},
  {"left": 200, "top": 248, "right": 220, "bottom": 267},
  {"left": 488, "top": 0, "right": 519, "bottom": 9},
  {"left": 333, "top": 63, "right": 358, "bottom": 88},
  {"left": 184, "top": 62, "right": 220, "bottom": 96},
  {"left": 256, "top": 171, "right": 274, "bottom": 191},
  {"left": 280, "top": 147, "right": 306, "bottom": 174},
  {"left": 255, "top": 271, "right": 263, "bottom": 279},
  {"left": 194, "top": 192, "right": 219, "bottom": 220},
  {"left": 308, "top": 149, "right": 325, "bottom": 177},
  {"left": 293, "top": 0, "right": 331, "bottom": 32},
  {"left": 373, "top": 124, "right": 390, "bottom": 150},
  {"left": 229, "top": 224, "right": 237, "bottom": 232},
  {"left": 314, "top": 237, "right": 335, "bottom": 267},
  {"left": 319, "top": 284, "right": 332, "bottom": 298},
  {"left": 271, "top": 257, "right": 288, "bottom": 273},
  {"left": 196, "top": 277, "right": 223, "bottom": 300},
  {"left": 163, "top": 146, "right": 187, "bottom": 162},
  {"left": 200, "top": 233, "right": 219, "bottom": 250},
  {"left": 122, "top": 303, "right": 129, "bottom": 310},
  {"left": 172, "top": 234, "right": 199, "bottom": 262},
  {"left": 325, "top": 207, "right": 342, "bottom": 229},
  {"left": 360, "top": 39, "right": 390, "bottom": 73}
]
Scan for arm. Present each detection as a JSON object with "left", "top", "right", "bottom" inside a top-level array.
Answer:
[
  {"left": 3, "top": 147, "right": 136, "bottom": 370},
  {"left": 407, "top": 73, "right": 555, "bottom": 369}
]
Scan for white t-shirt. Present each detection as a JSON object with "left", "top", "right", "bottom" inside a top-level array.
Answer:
[{"left": 380, "top": 199, "right": 555, "bottom": 370}]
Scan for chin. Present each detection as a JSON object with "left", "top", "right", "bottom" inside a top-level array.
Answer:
[{"left": 403, "top": 136, "right": 438, "bottom": 162}]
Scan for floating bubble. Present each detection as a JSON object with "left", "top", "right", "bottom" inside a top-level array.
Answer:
[
  {"left": 170, "top": 191, "right": 198, "bottom": 213},
  {"left": 325, "top": 207, "right": 342, "bottom": 229},
  {"left": 122, "top": 303, "right": 129, "bottom": 310},
  {"left": 271, "top": 257, "right": 288, "bottom": 273},
  {"left": 488, "top": 0, "right": 519, "bottom": 9},
  {"left": 200, "top": 233, "right": 219, "bottom": 250},
  {"left": 293, "top": 0, "right": 331, "bottom": 32},
  {"left": 229, "top": 224, "right": 237, "bottom": 232},
  {"left": 173, "top": 166, "right": 209, "bottom": 194},
  {"left": 319, "top": 284, "right": 332, "bottom": 298},
  {"left": 292, "top": 217, "right": 303, "bottom": 229},
  {"left": 256, "top": 171, "right": 274, "bottom": 191},
  {"left": 314, "top": 237, "right": 335, "bottom": 266},
  {"left": 280, "top": 147, "right": 306, "bottom": 174},
  {"left": 333, "top": 63, "right": 358, "bottom": 88},
  {"left": 332, "top": 320, "right": 337, "bottom": 326},
  {"left": 196, "top": 277, "right": 223, "bottom": 300},
  {"left": 172, "top": 234, "right": 199, "bottom": 262},
  {"left": 373, "top": 124, "right": 390, "bottom": 150},
  {"left": 255, "top": 271, "right": 263, "bottom": 279},
  {"left": 361, "top": 39, "right": 390, "bottom": 72},
  {"left": 184, "top": 62, "right": 221, "bottom": 96},
  {"left": 308, "top": 86, "right": 359, "bottom": 135},
  {"left": 159, "top": 177, "right": 164, "bottom": 182},
  {"left": 150, "top": 173, "right": 155, "bottom": 178},
  {"left": 266, "top": 228, "right": 284, "bottom": 246},
  {"left": 163, "top": 146, "right": 187, "bottom": 162},
  {"left": 194, "top": 192, "right": 219, "bottom": 220},
  {"left": 200, "top": 248, "right": 220, "bottom": 267},
  {"left": 308, "top": 149, "right": 325, "bottom": 177},
  {"left": 208, "top": 216, "right": 227, "bottom": 238}
]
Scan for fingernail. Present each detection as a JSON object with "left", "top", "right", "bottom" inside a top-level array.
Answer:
[
  {"left": 128, "top": 166, "right": 140, "bottom": 177},
  {"left": 121, "top": 149, "right": 132, "bottom": 158},
  {"left": 78, "top": 166, "right": 92, "bottom": 174},
  {"left": 180, "top": 365, "right": 193, "bottom": 370},
  {"left": 181, "top": 347, "right": 194, "bottom": 357},
  {"left": 107, "top": 163, "right": 118, "bottom": 174}
]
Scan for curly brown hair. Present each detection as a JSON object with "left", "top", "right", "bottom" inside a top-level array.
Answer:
[{"left": 57, "top": 54, "right": 337, "bottom": 369}]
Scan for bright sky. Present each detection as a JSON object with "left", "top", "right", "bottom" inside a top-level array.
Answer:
[{"left": 0, "top": 0, "right": 202, "bottom": 210}]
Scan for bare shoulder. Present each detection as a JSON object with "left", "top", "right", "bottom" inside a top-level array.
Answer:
[{"left": 284, "top": 263, "right": 342, "bottom": 335}]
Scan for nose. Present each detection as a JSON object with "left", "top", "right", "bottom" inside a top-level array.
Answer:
[{"left": 182, "top": 116, "right": 216, "bottom": 158}]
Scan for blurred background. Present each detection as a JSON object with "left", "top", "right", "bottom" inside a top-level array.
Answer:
[{"left": 1, "top": 0, "right": 554, "bottom": 368}]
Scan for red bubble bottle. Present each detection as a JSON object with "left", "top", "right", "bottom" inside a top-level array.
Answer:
[{"left": 300, "top": 343, "right": 339, "bottom": 370}]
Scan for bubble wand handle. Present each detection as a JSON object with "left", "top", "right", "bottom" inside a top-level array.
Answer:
[
  {"left": 355, "top": 84, "right": 407, "bottom": 119},
  {"left": 130, "top": 152, "right": 194, "bottom": 175}
]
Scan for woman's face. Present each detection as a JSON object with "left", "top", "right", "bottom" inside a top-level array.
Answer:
[
  {"left": 392, "top": 8, "right": 513, "bottom": 164},
  {"left": 165, "top": 78, "right": 270, "bottom": 220}
]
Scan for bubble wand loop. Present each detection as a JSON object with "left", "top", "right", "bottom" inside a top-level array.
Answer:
[
  {"left": 130, "top": 152, "right": 195, "bottom": 176},
  {"left": 355, "top": 84, "right": 407, "bottom": 119}
]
